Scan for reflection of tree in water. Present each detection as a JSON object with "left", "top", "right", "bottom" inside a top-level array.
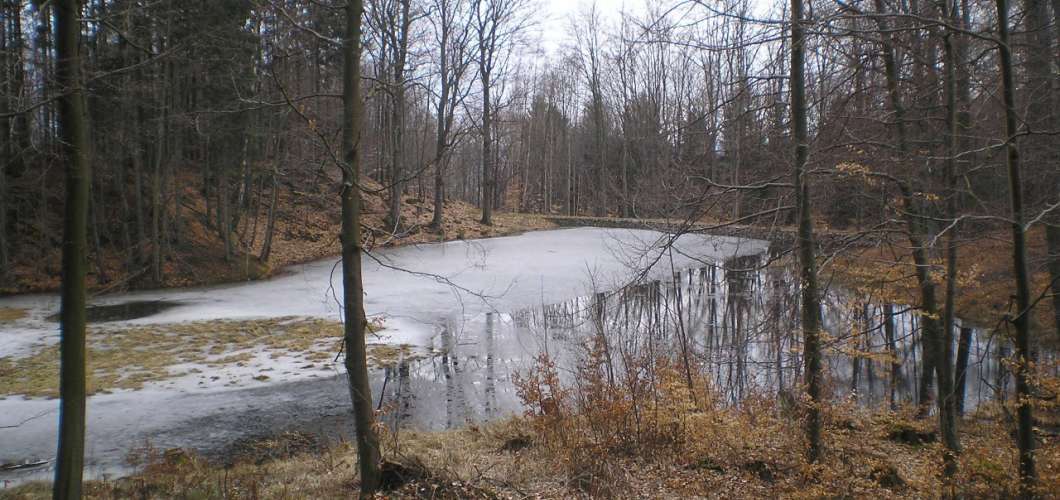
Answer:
[
  {"left": 373, "top": 250, "right": 1040, "bottom": 431},
  {"left": 484, "top": 312, "right": 497, "bottom": 418},
  {"left": 440, "top": 321, "right": 468, "bottom": 429}
]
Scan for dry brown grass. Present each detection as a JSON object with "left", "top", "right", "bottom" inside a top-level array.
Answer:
[
  {"left": 7, "top": 349, "right": 1050, "bottom": 499},
  {"left": 0, "top": 318, "right": 406, "bottom": 398},
  {"left": 2, "top": 402, "right": 1055, "bottom": 499},
  {"left": 0, "top": 307, "right": 27, "bottom": 322}
]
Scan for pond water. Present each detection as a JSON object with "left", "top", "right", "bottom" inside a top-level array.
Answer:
[
  {"left": 0, "top": 227, "right": 1029, "bottom": 484},
  {"left": 375, "top": 250, "right": 1019, "bottom": 434},
  {"left": 44, "top": 300, "right": 182, "bottom": 323}
]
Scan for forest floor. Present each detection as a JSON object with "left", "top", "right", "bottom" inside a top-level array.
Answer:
[
  {"left": 0, "top": 177, "right": 554, "bottom": 296},
  {"left": 827, "top": 224, "right": 1059, "bottom": 341},
  {"left": 4, "top": 393, "right": 1058, "bottom": 498}
]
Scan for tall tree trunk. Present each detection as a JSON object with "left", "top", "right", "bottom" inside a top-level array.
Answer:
[
  {"left": 938, "top": 8, "right": 962, "bottom": 474},
  {"left": 7, "top": 0, "right": 30, "bottom": 179},
  {"left": 955, "top": 326, "right": 973, "bottom": 416},
  {"left": 995, "top": 0, "right": 1037, "bottom": 491},
  {"left": 791, "top": 0, "right": 823, "bottom": 463},
  {"left": 1023, "top": 0, "right": 1060, "bottom": 343},
  {"left": 870, "top": 0, "right": 940, "bottom": 414},
  {"left": 54, "top": 0, "right": 90, "bottom": 496},
  {"left": 342, "top": 0, "right": 382, "bottom": 494},
  {"left": 952, "top": 0, "right": 975, "bottom": 423},
  {"left": 0, "top": 2, "right": 9, "bottom": 276},
  {"left": 565, "top": 127, "right": 573, "bottom": 215},
  {"left": 591, "top": 91, "right": 606, "bottom": 217},
  {"left": 152, "top": 110, "right": 164, "bottom": 284},
  {"left": 260, "top": 169, "right": 278, "bottom": 262},
  {"left": 883, "top": 304, "right": 899, "bottom": 409},
  {"left": 134, "top": 120, "right": 147, "bottom": 268},
  {"left": 1048, "top": 227, "right": 1060, "bottom": 340},
  {"left": 387, "top": 0, "right": 412, "bottom": 232},
  {"left": 480, "top": 69, "right": 493, "bottom": 225},
  {"left": 219, "top": 164, "right": 231, "bottom": 261},
  {"left": 430, "top": 17, "right": 450, "bottom": 230}
]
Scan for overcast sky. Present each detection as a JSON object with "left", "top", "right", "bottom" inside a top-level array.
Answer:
[{"left": 540, "top": 0, "right": 630, "bottom": 56}]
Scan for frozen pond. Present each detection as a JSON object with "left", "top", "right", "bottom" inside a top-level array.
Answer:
[
  {"left": 0, "top": 227, "right": 768, "bottom": 483},
  {"left": 0, "top": 226, "right": 1030, "bottom": 485}
]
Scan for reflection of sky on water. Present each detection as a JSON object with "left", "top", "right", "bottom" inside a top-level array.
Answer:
[{"left": 378, "top": 251, "right": 1028, "bottom": 431}]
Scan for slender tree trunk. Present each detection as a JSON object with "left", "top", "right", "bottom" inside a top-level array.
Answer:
[
  {"left": 151, "top": 110, "right": 164, "bottom": 284},
  {"left": 791, "top": 0, "right": 823, "bottom": 463},
  {"left": 565, "top": 127, "right": 573, "bottom": 215},
  {"left": 387, "top": 0, "right": 411, "bottom": 232},
  {"left": 480, "top": 69, "right": 493, "bottom": 225},
  {"left": 134, "top": 129, "right": 146, "bottom": 267},
  {"left": 871, "top": 0, "right": 940, "bottom": 414},
  {"left": 171, "top": 130, "right": 182, "bottom": 247},
  {"left": 431, "top": 156, "right": 446, "bottom": 229},
  {"left": 219, "top": 164, "right": 231, "bottom": 261},
  {"left": 0, "top": 3, "right": 9, "bottom": 276},
  {"left": 884, "top": 304, "right": 899, "bottom": 409},
  {"left": 621, "top": 137, "right": 630, "bottom": 218},
  {"left": 89, "top": 191, "right": 106, "bottom": 283},
  {"left": 995, "top": 0, "right": 1037, "bottom": 491},
  {"left": 592, "top": 92, "right": 606, "bottom": 217},
  {"left": 342, "top": 0, "right": 382, "bottom": 494},
  {"left": 955, "top": 326, "right": 972, "bottom": 416},
  {"left": 1022, "top": 0, "right": 1060, "bottom": 343},
  {"left": 119, "top": 158, "right": 133, "bottom": 271},
  {"left": 952, "top": 3, "right": 975, "bottom": 423},
  {"left": 54, "top": 0, "right": 90, "bottom": 497},
  {"left": 1048, "top": 227, "right": 1060, "bottom": 340},
  {"left": 7, "top": 0, "right": 31, "bottom": 180},
  {"left": 0, "top": 156, "right": 7, "bottom": 276},
  {"left": 938, "top": 10, "right": 962, "bottom": 474},
  {"left": 430, "top": 31, "right": 449, "bottom": 230},
  {"left": 260, "top": 170, "right": 278, "bottom": 262}
]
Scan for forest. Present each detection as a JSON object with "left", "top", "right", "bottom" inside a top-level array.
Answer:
[{"left": 1, "top": 0, "right": 1059, "bottom": 497}]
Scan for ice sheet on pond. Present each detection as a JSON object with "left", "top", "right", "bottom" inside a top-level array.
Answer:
[
  {"left": 0, "top": 227, "right": 768, "bottom": 351},
  {"left": 0, "top": 228, "right": 768, "bottom": 483}
]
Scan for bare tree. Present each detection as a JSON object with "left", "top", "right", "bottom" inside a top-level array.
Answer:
[
  {"left": 472, "top": 0, "right": 531, "bottom": 224},
  {"left": 570, "top": 3, "right": 608, "bottom": 217},
  {"left": 994, "top": 0, "right": 1037, "bottom": 491},
  {"left": 366, "top": 0, "right": 414, "bottom": 232},
  {"left": 342, "top": 0, "right": 383, "bottom": 494},
  {"left": 54, "top": 0, "right": 90, "bottom": 497},
  {"left": 938, "top": 0, "right": 962, "bottom": 476},
  {"left": 1021, "top": 0, "right": 1060, "bottom": 343},
  {"left": 429, "top": 0, "right": 475, "bottom": 229},
  {"left": 790, "top": 0, "right": 823, "bottom": 464}
]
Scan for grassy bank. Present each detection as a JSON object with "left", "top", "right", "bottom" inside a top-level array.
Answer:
[{"left": 3, "top": 400, "right": 1056, "bottom": 498}]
